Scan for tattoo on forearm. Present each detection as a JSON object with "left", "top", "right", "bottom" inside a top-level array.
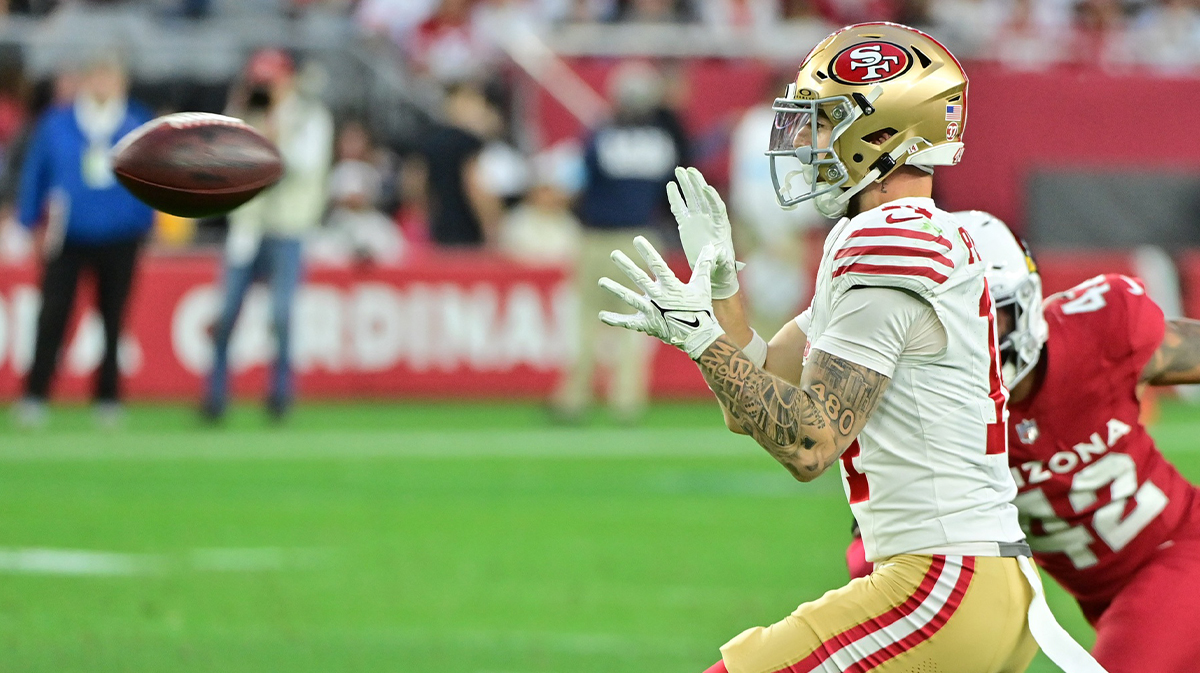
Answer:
[
  {"left": 698, "top": 337, "right": 889, "bottom": 478},
  {"left": 803, "top": 350, "right": 885, "bottom": 437},
  {"left": 1145, "top": 319, "right": 1200, "bottom": 385}
]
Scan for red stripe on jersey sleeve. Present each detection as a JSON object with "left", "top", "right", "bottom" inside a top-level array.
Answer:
[
  {"left": 832, "top": 263, "right": 950, "bottom": 284},
  {"left": 834, "top": 245, "right": 954, "bottom": 268},
  {"left": 846, "top": 227, "right": 953, "bottom": 250}
]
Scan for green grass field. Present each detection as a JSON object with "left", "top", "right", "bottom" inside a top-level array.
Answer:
[{"left": 1, "top": 399, "right": 1198, "bottom": 673}]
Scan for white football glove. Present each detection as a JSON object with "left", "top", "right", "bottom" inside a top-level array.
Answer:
[
  {"left": 667, "top": 166, "right": 743, "bottom": 300},
  {"left": 598, "top": 237, "right": 725, "bottom": 361}
]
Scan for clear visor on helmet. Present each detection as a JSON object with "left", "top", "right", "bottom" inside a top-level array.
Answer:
[{"left": 767, "top": 87, "right": 856, "bottom": 208}]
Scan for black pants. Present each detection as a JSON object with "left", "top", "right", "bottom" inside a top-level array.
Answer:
[{"left": 24, "top": 239, "right": 142, "bottom": 403}]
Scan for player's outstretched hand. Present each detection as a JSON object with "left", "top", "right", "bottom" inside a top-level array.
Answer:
[
  {"left": 598, "top": 237, "right": 726, "bottom": 360},
  {"left": 667, "top": 166, "right": 743, "bottom": 300}
]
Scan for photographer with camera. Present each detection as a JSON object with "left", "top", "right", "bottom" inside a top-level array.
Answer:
[{"left": 202, "top": 48, "right": 333, "bottom": 423}]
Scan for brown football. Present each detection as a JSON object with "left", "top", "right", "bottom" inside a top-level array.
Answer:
[{"left": 111, "top": 112, "right": 283, "bottom": 218}]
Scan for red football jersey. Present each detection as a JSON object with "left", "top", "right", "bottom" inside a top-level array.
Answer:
[{"left": 1007, "top": 274, "right": 1199, "bottom": 608}]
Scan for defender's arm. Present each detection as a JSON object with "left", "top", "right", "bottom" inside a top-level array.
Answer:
[
  {"left": 697, "top": 340, "right": 889, "bottom": 481},
  {"left": 1141, "top": 318, "right": 1200, "bottom": 385}
]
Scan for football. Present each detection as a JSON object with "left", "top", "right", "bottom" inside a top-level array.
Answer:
[{"left": 111, "top": 112, "right": 283, "bottom": 218}]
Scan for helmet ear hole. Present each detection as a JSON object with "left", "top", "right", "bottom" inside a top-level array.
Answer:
[
  {"left": 861, "top": 128, "right": 898, "bottom": 146},
  {"left": 852, "top": 153, "right": 863, "bottom": 163}
]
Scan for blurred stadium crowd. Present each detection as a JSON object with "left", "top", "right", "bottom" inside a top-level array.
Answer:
[
  {"left": 0, "top": 0, "right": 1195, "bottom": 266},
  {"left": 369, "top": 0, "right": 1200, "bottom": 75},
  {"left": 0, "top": 0, "right": 1189, "bottom": 261}
]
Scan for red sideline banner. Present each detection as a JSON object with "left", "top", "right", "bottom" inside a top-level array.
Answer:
[{"left": 0, "top": 254, "right": 710, "bottom": 401}]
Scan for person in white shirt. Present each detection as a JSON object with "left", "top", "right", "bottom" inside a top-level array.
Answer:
[
  {"left": 310, "top": 120, "right": 406, "bottom": 267},
  {"left": 203, "top": 48, "right": 334, "bottom": 423}
]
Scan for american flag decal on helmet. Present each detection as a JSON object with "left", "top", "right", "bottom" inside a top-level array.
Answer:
[{"left": 945, "top": 104, "right": 962, "bottom": 121}]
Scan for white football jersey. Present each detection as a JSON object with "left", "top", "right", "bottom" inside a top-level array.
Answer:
[{"left": 804, "top": 197, "right": 1025, "bottom": 561}]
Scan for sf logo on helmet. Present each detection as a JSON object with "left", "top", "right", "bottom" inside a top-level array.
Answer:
[{"left": 831, "top": 42, "right": 912, "bottom": 85}]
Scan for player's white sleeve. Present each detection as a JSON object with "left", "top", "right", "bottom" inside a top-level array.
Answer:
[
  {"left": 793, "top": 307, "right": 812, "bottom": 334},
  {"left": 810, "top": 286, "right": 946, "bottom": 377}
]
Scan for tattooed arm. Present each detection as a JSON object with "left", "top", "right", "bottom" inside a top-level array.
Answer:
[
  {"left": 1142, "top": 318, "right": 1200, "bottom": 385},
  {"left": 710, "top": 292, "right": 810, "bottom": 432},
  {"left": 698, "top": 339, "right": 890, "bottom": 481},
  {"left": 716, "top": 318, "right": 810, "bottom": 435}
]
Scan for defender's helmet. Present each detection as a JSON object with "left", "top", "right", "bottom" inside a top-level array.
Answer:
[
  {"left": 768, "top": 23, "right": 968, "bottom": 218},
  {"left": 957, "top": 211, "right": 1048, "bottom": 390}
]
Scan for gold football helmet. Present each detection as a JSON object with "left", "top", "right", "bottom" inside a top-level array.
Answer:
[{"left": 768, "top": 22, "right": 968, "bottom": 218}]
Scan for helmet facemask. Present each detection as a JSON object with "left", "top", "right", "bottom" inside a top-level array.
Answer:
[
  {"left": 767, "top": 86, "right": 858, "bottom": 217},
  {"left": 993, "top": 266, "right": 1045, "bottom": 390},
  {"left": 767, "top": 83, "right": 919, "bottom": 219}
]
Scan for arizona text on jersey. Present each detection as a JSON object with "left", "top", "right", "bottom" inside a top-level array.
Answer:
[{"left": 1007, "top": 273, "right": 1200, "bottom": 616}]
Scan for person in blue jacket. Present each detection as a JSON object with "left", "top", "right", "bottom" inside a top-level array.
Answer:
[{"left": 12, "top": 53, "right": 153, "bottom": 428}]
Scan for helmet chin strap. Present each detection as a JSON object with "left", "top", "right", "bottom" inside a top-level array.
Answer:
[{"left": 819, "top": 139, "right": 926, "bottom": 218}]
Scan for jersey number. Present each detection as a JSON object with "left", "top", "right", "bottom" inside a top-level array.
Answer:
[
  {"left": 979, "top": 278, "right": 1007, "bottom": 455},
  {"left": 1014, "top": 453, "right": 1169, "bottom": 569},
  {"left": 1059, "top": 275, "right": 1143, "bottom": 315},
  {"left": 960, "top": 227, "right": 1008, "bottom": 455},
  {"left": 841, "top": 440, "right": 869, "bottom": 503}
]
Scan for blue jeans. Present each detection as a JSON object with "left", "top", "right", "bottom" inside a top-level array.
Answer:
[{"left": 205, "top": 236, "right": 303, "bottom": 413}]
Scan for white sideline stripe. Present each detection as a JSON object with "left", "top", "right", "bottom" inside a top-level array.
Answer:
[
  {"left": 0, "top": 547, "right": 328, "bottom": 575},
  {"left": 314, "top": 623, "right": 704, "bottom": 658},
  {"left": 0, "top": 548, "right": 162, "bottom": 576},
  {"left": 0, "top": 430, "right": 746, "bottom": 461}
]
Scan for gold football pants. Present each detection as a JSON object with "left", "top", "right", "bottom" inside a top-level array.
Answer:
[{"left": 720, "top": 554, "right": 1038, "bottom": 673}]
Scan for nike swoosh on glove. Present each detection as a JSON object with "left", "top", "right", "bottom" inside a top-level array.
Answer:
[
  {"left": 668, "top": 166, "right": 743, "bottom": 300},
  {"left": 598, "top": 236, "right": 725, "bottom": 361}
]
